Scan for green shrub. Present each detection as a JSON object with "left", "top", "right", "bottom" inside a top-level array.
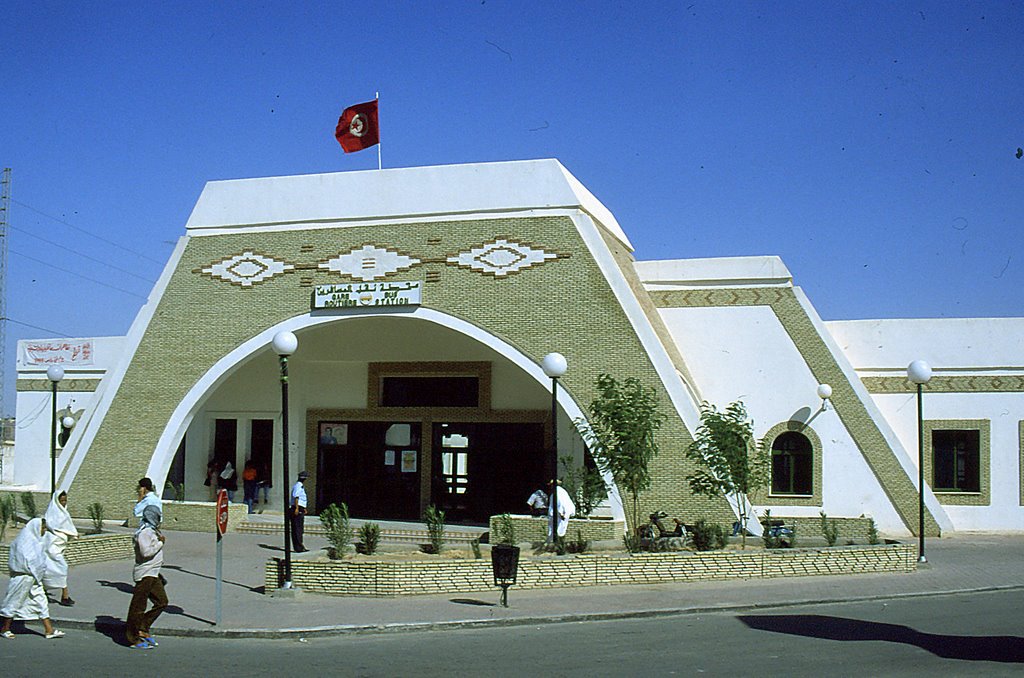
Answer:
[
  {"left": 690, "top": 519, "right": 727, "bottom": 551},
  {"left": 623, "top": 533, "right": 643, "bottom": 553},
  {"left": 559, "top": 455, "right": 608, "bottom": 517},
  {"left": 357, "top": 522, "right": 381, "bottom": 555},
  {"left": 423, "top": 505, "right": 445, "bottom": 554},
  {"left": 86, "top": 502, "right": 104, "bottom": 534},
  {"left": 867, "top": 518, "right": 880, "bottom": 545},
  {"left": 319, "top": 502, "right": 351, "bottom": 559},
  {"left": 492, "top": 513, "right": 517, "bottom": 546},
  {"left": 20, "top": 492, "right": 37, "bottom": 519},
  {"left": 761, "top": 509, "right": 793, "bottom": 549},
  {"left": 820, "top": 511, "right": 839, "bottom": 547}
]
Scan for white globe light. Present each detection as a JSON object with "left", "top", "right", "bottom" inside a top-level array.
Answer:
[
  {"left": 272, "top": 331, "right": 298, "bottom": 356},
  {"left": 541, "top": 352, "right": 568, "bottom": 378},
  {"left": 61, "top": 415, "right": 76, "bottom": 429},
  {"left": 816, "top": 383, "right": 832, "bottom": 400},
  {"left": 46, "top": 365, "right": 65, "bottom": 383},
  {"left": 907, "top": 360, "right": 932, "bottom": 385}
]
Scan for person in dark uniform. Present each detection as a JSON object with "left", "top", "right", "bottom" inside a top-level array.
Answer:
[{"left": 290, "top": 471, "right": 309, "bottom": 553}]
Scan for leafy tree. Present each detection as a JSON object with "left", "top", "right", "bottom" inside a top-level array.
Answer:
[
  {"left": 577, "top": 374, "right": 665, "bottom": 550},
  {"left": 686, "top": 401, "right": 769, "bottom": 548},
  {"left": 558, "top": 454, "right": 608, "bottom": 517}
]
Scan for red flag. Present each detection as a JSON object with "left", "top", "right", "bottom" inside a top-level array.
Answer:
[{"left": 335, "top": 99, "right": 379, "bottom": 153}]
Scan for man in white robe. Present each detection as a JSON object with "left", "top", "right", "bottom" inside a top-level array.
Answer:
[
  {"left": 43, "top": 490, "right": 79, "bottom": 606},
  {"left": 1, "top": 518, "right": 64, "bottom": 639},
  {"left": 547, "top": 481, "right": 576, "bottom": 542}
]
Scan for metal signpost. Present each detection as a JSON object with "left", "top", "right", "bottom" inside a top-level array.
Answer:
[{"left": 215, "top": 489, "right": 229, "bottom": 625}]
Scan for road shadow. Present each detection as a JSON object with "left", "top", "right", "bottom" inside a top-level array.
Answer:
[
  {"left": 164, "top": 604, "right": 214, "bottom": 626},
  {"left": 258, "top": 543, "right": 284, "bottom": 552},
  {"left": 450, "top": 598, "right": 495, "bottom": 607},
  {"left": 93, "top": 615, "right": 130, "bottom": 646},
  {"left": 162, "top": 564, "right": 262, "bottom": 592},
  {"left": 738, "top": 614, "right": 1024, "bottom": 663}
]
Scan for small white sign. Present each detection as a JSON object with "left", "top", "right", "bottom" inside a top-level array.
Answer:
[
  {"left": 23, "top": 340, "right": 94, "bottom": 366},
  {"left": 313, "top": 281, "right": 422, "bottom": 309}
]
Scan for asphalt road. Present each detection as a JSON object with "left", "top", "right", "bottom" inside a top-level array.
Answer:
[{"left": 1, "top": 589, "right": 1021, "bottom": 677}]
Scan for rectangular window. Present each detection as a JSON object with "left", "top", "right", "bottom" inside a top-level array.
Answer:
[
  {"left": 932, "top": 429, "right": 980, "bottom": 492},
  {"left": 380, "top": 376, "right": 479, "bottom": 407}
]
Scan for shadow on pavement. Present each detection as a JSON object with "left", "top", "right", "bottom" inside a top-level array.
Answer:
[
  {"left": 258, "top": 543, "right": 284, "bottom": 552},
  {"left": 162, "top": 564, "right": 262, "bottom": 592},
  {"left": 738, "top": 614, "right": 1024, "bottom": 663},
  {"left": 97, "top": 579, "right": 134, "bottom": 594},
  {"left": 93, "top": 615, "right": 129, "bottom": 646},
  {"left": 164, "top": 604, "right": 214, "bottom": 626},
  {"left": 450, "top": 598, "right": 496, "bottom": 607}
]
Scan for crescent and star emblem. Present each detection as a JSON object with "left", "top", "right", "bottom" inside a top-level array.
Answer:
[{"left": 349, "top": 114, "right": 367, "bottom": 137}]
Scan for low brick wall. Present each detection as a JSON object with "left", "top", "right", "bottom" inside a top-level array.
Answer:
[
  {"left": 265, "top": 543, "right": 916, "bottom": 596},
  {"left": 488, "top": 515, "right": 625, "bottom": 543},
  {"left": 780, "top": 516, "right": 876, "bottom": 544},
  {"left": 156, "top": 501, "right": 249, "bottom": 533},
  {"left": 0, "top": 533, "right": 132, "bottom": 566}
]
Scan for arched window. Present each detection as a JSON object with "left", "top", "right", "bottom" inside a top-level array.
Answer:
[{"left": 771, "top": 431, "right": 813, "bottom": 495}]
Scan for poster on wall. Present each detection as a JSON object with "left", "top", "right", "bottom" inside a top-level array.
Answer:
[
  {"left": 319, "top": 422, "right": 347, "bottom": 445},
  {"left": 401, "top": 450, "right": 417, "bottom": 473},
  {"left": 384, "top": 449, "right": 396, "bottom": 466}
]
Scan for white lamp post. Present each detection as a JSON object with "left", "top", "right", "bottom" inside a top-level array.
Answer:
[
  {"left": 46, "top": 365, "right": 65, "bottom": 495},
  {"left": 272, "top": 331, "right": 298, "bottom": 588},
  {"left": 907, "top": 359, "right": 932, "bottom": 563},
  {"left": 541, "top": 353, "right": 567, "bottom": 546},
  {"left": 816, "top": 383, "right": 833, "bottom": 410}
]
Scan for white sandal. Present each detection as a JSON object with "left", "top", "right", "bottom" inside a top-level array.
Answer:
[
  {"left": 45, "top": 629, "right": 65, "bottom": 639},
  {"left": 1, "top": 630, "right": 15, "bottom": 639}
]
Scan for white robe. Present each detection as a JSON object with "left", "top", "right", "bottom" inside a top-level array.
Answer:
[
  {"left": 43, "top": 492, "right": 78, "bottom": 589},
  {"left": 547, "top": 485, "right": 576, "bottom": 539},
  {"left": 2, "top": 518, "right": 50, "bottom": 620}
]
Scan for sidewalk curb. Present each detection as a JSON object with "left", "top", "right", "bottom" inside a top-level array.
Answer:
[{"left": 48, "top": 584, "right": 1024, "bottom": 640}]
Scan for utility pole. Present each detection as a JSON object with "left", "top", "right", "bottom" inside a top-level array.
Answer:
[{"left": 0, "top": 168, "right": 9, "bottom": 435}]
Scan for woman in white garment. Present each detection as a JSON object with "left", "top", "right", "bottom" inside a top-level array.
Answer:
[
  {"left": 1, "top": 518, "right": 64, "bottom": 639},
  {"left": 547, "top": 480, "right": 576, "bottom": 542},
  {"left": 43, "top": 491, "right": 78, "bottom": 606}
]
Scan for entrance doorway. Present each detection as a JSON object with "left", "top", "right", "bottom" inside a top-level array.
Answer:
[{"left": 431, "top": 422, "right": 545, "bottom": 524}]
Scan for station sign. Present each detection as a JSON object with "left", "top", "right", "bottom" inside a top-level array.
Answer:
[{"left": 313, "top": 281, "right": 422, "bottom": 309}]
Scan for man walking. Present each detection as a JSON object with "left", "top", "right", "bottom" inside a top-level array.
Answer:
[
  {"left": 126, "top": 505, "right": 167, "bottom": 649},
  {"left": 290, "top": 471, "right": 309, "bottom": 553}
]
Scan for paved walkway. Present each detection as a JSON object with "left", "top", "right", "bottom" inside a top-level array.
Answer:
[{"left": 12, "top": 528, "right": 1024, "bottom": 640}]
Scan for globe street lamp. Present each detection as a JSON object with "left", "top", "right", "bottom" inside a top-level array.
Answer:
[
  {"left": 907, "top": 359, "right": 932, "bottom": 563},
  {"left": 272, "top": 330, "right": 298, "bottom": 588},
  {"left": 47, "top": 365, "right": 65, "bottom": 495},
  {"left": 541, "top": 352, "right": 567, "bottom": 546}
]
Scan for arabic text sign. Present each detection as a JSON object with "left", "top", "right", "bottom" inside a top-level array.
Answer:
[
  {"left": 313, "top": 281, "right": 422, "bottom": 309},
  {"left": 24, "top": 340, "right": 94, "bottom": 366}
]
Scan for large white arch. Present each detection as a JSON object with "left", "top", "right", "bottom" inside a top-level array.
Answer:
[{"left": 145, "top": 306, "right": 626, "bottom": 522}]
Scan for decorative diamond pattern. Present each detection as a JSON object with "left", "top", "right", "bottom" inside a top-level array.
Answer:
[
  {"left": 200, "top": 251, "right": 294, "bottom": 287},
  {"left": 319, "top": 245, "right": 420, "bottom": 281},
  {"left": 447, "top": 239, "right": 557, "bottom": 277}
]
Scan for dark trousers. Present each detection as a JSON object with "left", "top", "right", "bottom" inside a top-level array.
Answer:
[
  {"left": 126, "top": 576, "right": 168, "bottom": 644},
  {"left": 291, "top": 508, "right": 305, "bottom": 550}
]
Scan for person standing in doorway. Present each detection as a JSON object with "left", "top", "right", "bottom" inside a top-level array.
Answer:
[
  {"left": 257, "top": 463, "right": 272, "bottom": 512},
  {"left": 219, "top": 462, "right": 238, "bottom": 502},
  {"left": 43, "top": 491, "right": 78, "bottom": 607},
  {"left": 242, "top": 461, "right": 258, "bottom": 514},
  {"left": 290, "top": 471, "right": 309, "bottom": 553},
  {"left": 126, "top": 505, "right": 167, "bottom": 649}
]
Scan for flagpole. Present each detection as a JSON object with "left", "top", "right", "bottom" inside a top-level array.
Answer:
[{"left": 376, "top": 91, "right": 382, "bottom": 170}]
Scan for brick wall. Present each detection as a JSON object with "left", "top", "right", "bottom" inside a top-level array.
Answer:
[
  {"left": 159, "top": 501, "right": 249, "bottom": 533},
  {"left": 489, "top": 515, "right": 625, "bottom": 543},
  {"left": 264, "top": 543, "right": 916, "bottom": 596}
]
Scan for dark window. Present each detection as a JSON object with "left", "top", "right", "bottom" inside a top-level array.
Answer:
[
  {"left": 932, "top": 429, "right": 980, "bottom": 492},
  {"left": 381, "top": 376, "right": 479, "bottom": 407},
  {"left": 770, "top": 431, "right": 813, "bottom": 495}
]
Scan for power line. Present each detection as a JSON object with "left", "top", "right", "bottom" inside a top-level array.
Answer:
[
  {"left": 2, "top": 316, "right": 69, "bottom": 337},
  {"left": 9, "top": 223, "right": 157, "bottom": 284},
  {"left": 10, "top": 248, "right": 149, "bottom": 299},
  {"left": 11, "top": 198, "right": 165, "bottom": 265}
]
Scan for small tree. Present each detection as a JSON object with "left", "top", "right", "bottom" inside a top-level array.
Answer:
[
  {"left": 577, "top": 374, "right": 665, "bottom": 550},
  {"left": 558, "top": 455, "right": 608, "bottom": 518},
  {"left": 423, "top": 505, "right": 446, "bottom": 554},
  {"left": 0, "top": 493, "right": 16, "bottom": 541},
  {"left": 686, "top": 401, "right": 769, "bottom": 549},
  {"left": 319, "top": 502, "right": 352, "bottom": 559},
  {"left": 86, "top": 502, "right": 105, "bottom": 534}
]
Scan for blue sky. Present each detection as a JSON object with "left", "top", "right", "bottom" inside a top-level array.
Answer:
[{"left": 2, "top": 2, "right": 1022, "bottom": 415}]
